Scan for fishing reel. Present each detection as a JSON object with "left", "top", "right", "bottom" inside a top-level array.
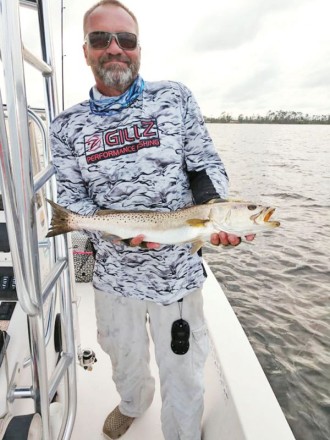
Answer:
[{"left": 78, "top": 348, "right": 97, "bottom": 371}]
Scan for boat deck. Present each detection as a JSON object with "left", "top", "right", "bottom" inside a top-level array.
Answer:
[
  {"left": 0, "top": 261, "right": 296, "bottom": 439},
  {"left": 71, "top": 282, "right": 223, "bottom": 440},
  {"left": 70, "top": 265, "right": 296, "bottom": 440}
]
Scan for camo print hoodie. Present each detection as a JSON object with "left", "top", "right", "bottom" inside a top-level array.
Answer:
[{"left": 50, "top": 80, "right": 228, "bottom": 305}]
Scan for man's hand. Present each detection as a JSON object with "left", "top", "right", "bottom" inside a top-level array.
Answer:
[
  {"left": 210, "top": 232, "right": 255, "bottom": 247},
  {"left": 123, "top": 234, "right": 160, "bottom": 249}
]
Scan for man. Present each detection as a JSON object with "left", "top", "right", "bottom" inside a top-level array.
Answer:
[{"left": 50, "top": 1, "right": 254, "bottom": 439}]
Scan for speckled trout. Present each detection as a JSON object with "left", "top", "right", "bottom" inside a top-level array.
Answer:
[{"left": 46, "top": 199, "right": 280, "bottom": 253}]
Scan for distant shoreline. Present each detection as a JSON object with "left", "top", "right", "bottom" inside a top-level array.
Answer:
[
  {"left": 205, "top": 120, "right": 330, "bottom": 125},
  {"left": 204, "top": 111, "right": 330, "bottom": 125}
]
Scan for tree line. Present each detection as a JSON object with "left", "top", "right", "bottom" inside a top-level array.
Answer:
[{"left": 204, "top": 110, "right": 330, "bottom": 124}]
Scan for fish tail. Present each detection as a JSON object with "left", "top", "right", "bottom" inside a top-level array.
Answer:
[{"left": 46, "top": 199, "right": 75, "bottom": 237}]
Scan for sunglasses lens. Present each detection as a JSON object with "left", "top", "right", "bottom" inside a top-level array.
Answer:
[
  {"left": 88, "top": 32, "right": 110, "bottom": 49},
  {"left": 87, "top": 32, "right": 137, "bottom": 50},
  {"left": 116, "top": 32, "right": 137, "bottom": 50}
]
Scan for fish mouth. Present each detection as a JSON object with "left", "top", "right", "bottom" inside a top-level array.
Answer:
[
  {"left": 264, "top": 207, "right": 275, "bottom": 222},
  {"left": 251, "top": 207, "right": 280, "bottom": 227}
]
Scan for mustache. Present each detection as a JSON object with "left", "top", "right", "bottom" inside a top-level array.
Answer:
[{"left": 99, "top": 54, "right": 131, "bottom": 65}]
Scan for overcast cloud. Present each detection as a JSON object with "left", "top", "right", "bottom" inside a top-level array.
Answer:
[{"left": 2, "top": 0, "right": 329, "bottom": 118}]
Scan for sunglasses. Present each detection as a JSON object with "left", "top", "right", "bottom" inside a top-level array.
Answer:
[{"left": 85, "top": 31, "right": 138, "bottom": 51}]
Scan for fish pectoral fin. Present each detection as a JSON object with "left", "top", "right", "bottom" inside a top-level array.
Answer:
[
  {"left": 190, "top": 240, "right": 205, "bottom": 254},
  {"left": 186, "top": 218, "right": 209, "bottom": 227}
]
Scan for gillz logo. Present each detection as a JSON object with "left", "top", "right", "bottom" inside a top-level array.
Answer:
[{"left": 84, "top": 119, "right": 160, "bottom": 164}]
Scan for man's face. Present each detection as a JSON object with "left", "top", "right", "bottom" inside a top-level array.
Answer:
[{"left": 83, "top": 5, "right": 140, "bottom": 94}]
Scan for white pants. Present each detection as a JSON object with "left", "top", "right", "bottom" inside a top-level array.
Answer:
[{"left": 94, "top": 288, "right": 209, "bottom": 440}]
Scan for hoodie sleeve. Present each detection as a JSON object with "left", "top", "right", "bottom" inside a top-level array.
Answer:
[{"left": 178, "top": 83, "right": 229, "bottom": 204}]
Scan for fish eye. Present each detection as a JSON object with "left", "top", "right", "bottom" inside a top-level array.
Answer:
[{"left": 247, "top": 204, "right": 257, "bottom": 210}]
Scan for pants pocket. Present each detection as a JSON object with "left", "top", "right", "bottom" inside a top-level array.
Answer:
[{"left": 191, "top": 324, "right": 209, "bottom": 371}]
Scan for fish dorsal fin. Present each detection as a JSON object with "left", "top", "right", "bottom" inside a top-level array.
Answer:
[{"left": 186, "top": 218, "right": 209, "bottom": 227}]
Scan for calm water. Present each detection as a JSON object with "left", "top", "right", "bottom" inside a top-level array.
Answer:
[{"left": 203, "top": 124, "right": 330, "bottom": 440}]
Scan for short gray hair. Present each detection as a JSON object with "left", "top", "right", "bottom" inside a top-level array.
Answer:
[{"left": 83, "top": 0, "right": 139, "bottom": 36}]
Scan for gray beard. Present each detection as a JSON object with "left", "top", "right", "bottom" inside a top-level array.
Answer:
[{"left": 97, "top": 62, "right": 140, "bottom": 93}]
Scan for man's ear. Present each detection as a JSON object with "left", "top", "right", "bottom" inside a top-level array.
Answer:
[{"left": 83, "top": 44, "right": 90, "bottom": 66}]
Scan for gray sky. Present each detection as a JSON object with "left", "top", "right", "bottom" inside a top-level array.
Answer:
[{"left": 7, "top": 0, "right": 330, "bottom": 118}]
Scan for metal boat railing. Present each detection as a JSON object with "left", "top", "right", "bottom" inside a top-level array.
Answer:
[{"left": 0, "top": 0, "right": 77, "bottom": 438}]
